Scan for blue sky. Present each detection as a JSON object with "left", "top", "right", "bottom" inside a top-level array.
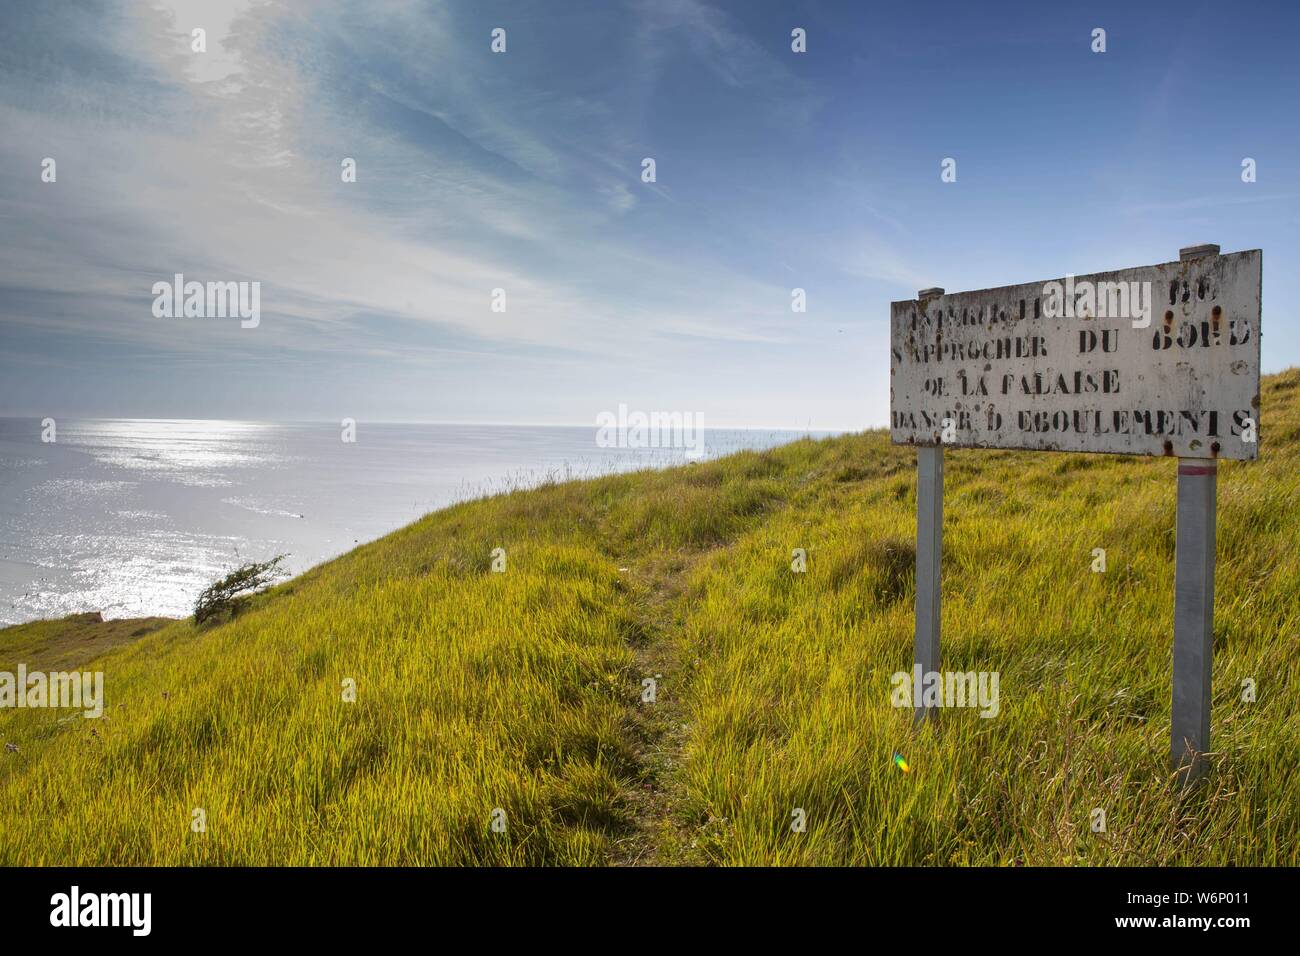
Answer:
[{"left": 1, "top": 0, "right": 1297, "bottom": 429}]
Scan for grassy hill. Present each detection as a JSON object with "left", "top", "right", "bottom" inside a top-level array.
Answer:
[{"left": 2, "top": 370, "right": 1298, "bottom": 866}]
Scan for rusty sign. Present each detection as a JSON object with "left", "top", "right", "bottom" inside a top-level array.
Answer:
[{"left": 890, "top": 250, "right": 1261, "bottom": 459}]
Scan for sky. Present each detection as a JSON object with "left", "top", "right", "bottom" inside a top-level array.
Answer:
[{"left": 1, "top": 0, "right": 1297, "bottom": 430}]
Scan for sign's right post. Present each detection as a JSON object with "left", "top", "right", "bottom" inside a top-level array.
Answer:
[{"left": 1170, "top": 243, "right": 1221, "bottom": 785}]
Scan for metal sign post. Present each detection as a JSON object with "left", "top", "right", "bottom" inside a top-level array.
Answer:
[
  {"left": 1172, "top": 458, "right": 1216, "bottom": 782},
  {"left": 913, "top": 288, "right": 945, "bottom": 725},
  {"left": 1170, "top": 243, "right": 1222, "bottom": 784}
]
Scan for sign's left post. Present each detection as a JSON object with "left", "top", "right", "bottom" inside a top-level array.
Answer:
[{"left": 913, "top": 288, "right": 945, "bottom": 725}]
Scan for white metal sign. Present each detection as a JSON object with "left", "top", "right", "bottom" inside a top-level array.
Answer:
[
  {"left": 896, "top": 246, "right": 1263, "bottom": 784},
  {"left": 890, "top": 250, "right": 1261, "bottom": 460}
]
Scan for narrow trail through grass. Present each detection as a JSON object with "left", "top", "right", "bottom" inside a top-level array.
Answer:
[{"left": 608, "top": 554, "right": 697, "bottom": 865}]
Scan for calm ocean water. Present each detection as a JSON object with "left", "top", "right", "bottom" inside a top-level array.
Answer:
[{"left": 0, "top": 418, "right": 822, "bottom": 625}]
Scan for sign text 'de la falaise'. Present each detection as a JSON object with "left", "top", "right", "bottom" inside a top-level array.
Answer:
[{"left": 890, "top": 250, "right": 1261, "bottom": 459}]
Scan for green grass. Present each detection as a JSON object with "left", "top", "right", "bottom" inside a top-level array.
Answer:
[
  {"left": 0, "top": 613, "right": 170, "bottom": 673},
  {"left": 2, "top": 370, "right": 1298, "bottom": 865}
]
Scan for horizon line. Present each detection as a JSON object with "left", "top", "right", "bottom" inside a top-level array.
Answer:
[{"left": 0, "top": 414, "right": 858, "bottom": 433}]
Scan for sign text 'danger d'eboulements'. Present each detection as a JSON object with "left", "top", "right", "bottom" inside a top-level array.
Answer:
[{"left": 889, "top": 251, "right": 1261, "bottom": 459}]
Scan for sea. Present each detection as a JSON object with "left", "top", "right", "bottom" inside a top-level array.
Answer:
[{"left": 0, "top": 418, "right": 824, "bottom": 626}]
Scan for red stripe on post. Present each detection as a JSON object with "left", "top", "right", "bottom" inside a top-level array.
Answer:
[{"left": 1178, "top": 463, "right": 1217, "bottom": 476}]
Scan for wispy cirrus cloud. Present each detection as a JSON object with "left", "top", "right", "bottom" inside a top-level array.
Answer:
[{"left": 1, "top": 0, "right": 830, "bottom": 376}]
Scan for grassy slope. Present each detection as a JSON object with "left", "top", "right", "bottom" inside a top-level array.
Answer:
[
  {"left": 0, "top": 613, "right": 170, "bottom": 674},
  {"left": 2, "top": 370, "right": 1298, "bottom": 865}
]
